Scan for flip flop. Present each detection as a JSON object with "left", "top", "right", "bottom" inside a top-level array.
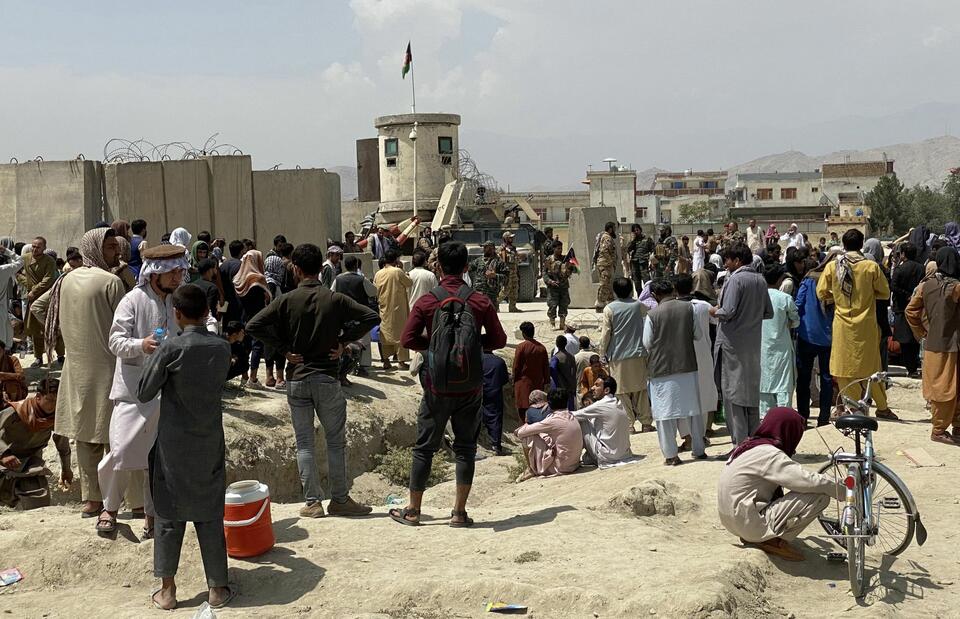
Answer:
[
  {"left": 388, "top": 507, "right": 421, "bottom": 527},
  {"left": 81, "top": 506, "right": 103, "bottom": 519},
  {"left": 151, "top": 588, "right": 176, "bottom": 611},
  {"left": 449, "top": 510, "right": 474, "bottom": 528},
  {"left": 209, "top": 585, "right": 238, "bottom": 610}
]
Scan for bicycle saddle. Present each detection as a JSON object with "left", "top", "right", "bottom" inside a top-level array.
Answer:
[{"left": 835, "top": 415, "right": 878, "bottom": 432}]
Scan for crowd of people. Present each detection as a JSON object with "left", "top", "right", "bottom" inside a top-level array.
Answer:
[{"left": 3, "top": 213, "right": 960, "bottom": 606}]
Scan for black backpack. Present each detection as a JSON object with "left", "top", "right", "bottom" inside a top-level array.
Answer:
[{"left": 426, "top": 285, "right": 482, "bottom": 394}]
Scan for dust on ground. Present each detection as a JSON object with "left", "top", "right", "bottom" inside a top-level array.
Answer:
[{"left": 1, "top": 301, "right": 958, "bottom": 618}]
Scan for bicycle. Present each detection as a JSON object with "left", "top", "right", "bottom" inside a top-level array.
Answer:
[{"left": 816, "top": 371, "right": 927, "bottom": 598}]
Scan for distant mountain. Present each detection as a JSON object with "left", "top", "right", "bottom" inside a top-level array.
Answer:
[
  {"left": 727, "top": 135, "right": 960, "bottom": 189},
  {"left": 330, "top": 165, "right": 358, "bottom": 200}
]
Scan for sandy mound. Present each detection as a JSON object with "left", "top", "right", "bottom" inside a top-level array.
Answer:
[{"left": 604, "top": 478, "right": 701, "bottom": 517}]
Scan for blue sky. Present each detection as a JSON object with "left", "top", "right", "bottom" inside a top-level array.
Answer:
[{"left": 2, "top": 1, "right": 960, "bottom": 189}]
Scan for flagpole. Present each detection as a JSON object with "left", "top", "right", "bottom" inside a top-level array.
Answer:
[{"left": 410, "top": 62, "right": 417, "bottom": 114}]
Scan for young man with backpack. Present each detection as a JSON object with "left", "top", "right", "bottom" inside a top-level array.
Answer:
[{"left": 390, "top": 241, "right": 507, "bottom": 527}]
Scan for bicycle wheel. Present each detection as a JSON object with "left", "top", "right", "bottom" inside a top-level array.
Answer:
[
  {"left": 819, "top": 461, "right": 916, "bottom": 556},
  {"left": 847, "top": 464, "right": 866, "bottom": 598}
]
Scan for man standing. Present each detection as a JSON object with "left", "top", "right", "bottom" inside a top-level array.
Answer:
[
  {"left": 817, "top": 229, "right": 896, "bottom": 419},
  {"left": 599, "top": 277, "right": 652, "bottom": 433},
  {"left": 719, "top": 221, "right": 746, "bottom": 252},
  {"left": 247, "top": 243, "right": 379, "bottom": 518},
  {"left": 498, "top": 232, "right": 521, "bottom": 313},
  {"left": 367, "top": 226, "right": 388, "bottom": 261},
  {"left": 594, "top": 222, "right": 618, "bottom": 311},
  {"left": 373, "top": 249, "right": 413, "bottom": 370},
  {"left": 129, "top": 219, "right": 148, "bottom": 280},
  {"left": 891, "top": 243, "right": 924, "bottom": 377},
  {"left": 905, "top": 246, "right": 960, "bottom": 445},
  {"left": 643, "top": 278, "right": 707, "bottom": 465},
  {"left": 781, "top": 223, "right": 805, "bottom": 251},
  {"left": 469, "top": 241, "right": 507, "bottom": 310},
  {"left": 220, "top": 240, "right": 245, "bottom": 325},
  {"left": 417, "top": 226, "right": 434, "bottom": 253},
  {"left": 481, "top": 349, "right": 510, "bottom": 456},
  {"left": 408, "top": 250, "right": 438, "bottom": 309},
  {"left": 342, "top": 231, "right": 364, "bottom": 255},
  {"left": 98, "top": 244, "right": 193, "bottom": 536},
  {"left": 745, "top": 219, "right": 763, "bottom": 253},
  {"left": 625, "top": 224, "right": 655, "bottom": 293},
  {"left": 539, "top": 227, "right": 556, "bottom": 278},
  {"left": 332, "top": 255, "right": 379, "bottom": 376},
  {"left": 651, "top": 225, "right": 678, "bottom": 279},
  {"left": 759, "top": 265, "right": 800, "bottom": 413},
  {"left": 18, "top": 237, "right": 61, "bottom": 366},
  {"left": 543, "top": 241, "right": 572, "bottom": 329},
  {"left": 711, "top": 243, "right": 774, "bottom": 446},
  {"left": 389, "top": 241, "right": 506, "bottom": 526},
  {"left": 321, "top": 245, "right": 343, "bottom": 288},
  {"left": 550, "top": 335, "right": 577, "bottom": 410},
  {"left": 513, "top": 322, "right": 550, "bottom": 423},
  {"left": 193, "top": 259, "right": 222, "bottom": 319},
  {"left": 35, "top": 228, "right": 126, "bottom": 518}
]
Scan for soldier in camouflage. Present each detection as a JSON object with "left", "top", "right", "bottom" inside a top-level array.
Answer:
[
  {"left": 498, "top": 231, "right": 521, "bottom": 312},
  {"left": 469, "top": 241, "right": 508, "bottom": 310},
  {"left": 594, "top": 221, "right": 618, "bottom": 311},
  {"left": 650, "top": 224, "right": 678, "bottom": 279},
  {"left": 625, "top": 223, "right": 655, "bottom": 293},
  {"left": 543, "top": 241, "right": 572, "bottom": 329},
  {"left": 718, "top": 221, "right": 746, "bottom": 253}
]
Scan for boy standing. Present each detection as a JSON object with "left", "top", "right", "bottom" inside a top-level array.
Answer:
[{"left": 138, "top": 285, "right": 234, "bottom": 611}]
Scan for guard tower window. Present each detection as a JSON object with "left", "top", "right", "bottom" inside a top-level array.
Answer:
[
  {"left": 438, "top": 136, "right": 453, "bottom": 166},
  {"left": 384, "top": 138, "right": 399, "bottom": 166}
]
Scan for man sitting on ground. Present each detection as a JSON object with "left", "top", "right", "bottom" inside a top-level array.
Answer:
[
  {"left": 0, "top": 378, "right": 71, "bottom": 509},
  {"left": 524, "top": 390, "right": 551, "bottom": 424},
  {"left": 573, "top": 376, "right": 634, "bottom": 467},
  {"left": 515, "top": 388, "right": 583, "bottom": 482}
]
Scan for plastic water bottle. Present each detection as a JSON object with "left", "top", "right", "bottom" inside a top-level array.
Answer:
[{"left": 154, "top": 327, "right": 166, "bottom": 342}]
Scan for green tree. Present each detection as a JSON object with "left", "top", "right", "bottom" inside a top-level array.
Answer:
[
  {"left": 865, "top": 174, "right": 905, "bottom": 236},
  {"left": 677, "top": 200, "right": 711, "bottom": 224},
  {"left": 901, "top": 185, "right": 952, "bottom": 231}
]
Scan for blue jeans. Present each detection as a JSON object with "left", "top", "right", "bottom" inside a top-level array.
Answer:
[
  {"left": 796, "top": 337, "right": 832, "bottom": 426},
  {"left": 287, "top": 375, "right": 348, "bottom": 503}
]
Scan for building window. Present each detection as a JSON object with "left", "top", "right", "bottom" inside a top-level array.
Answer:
[
  {"left": 756, "top": 188, "right": 773, "bottom": 200},
  {"left": 386, "top": 157, "right": 397, "bottom": 167},
  {"left": 384, "top": 138, "right": 399, "bottom": 157},
  {"left": 637, "top": 207, "right": 648, "bottom": 219},
  {"left": 438, "top": 136, "right": 453, "bottom": 154},
  {"left": 781, "top": 187, "right": 797, "bottom": 199},
  {"left": 671, "top": 181, "right": 685, "bottom": 189},
  {"left": 811, "top": 186, "right": 819, "bottom": 193},
  {"left": 703, "top": 181, "right": 716, "bottom": 189}
]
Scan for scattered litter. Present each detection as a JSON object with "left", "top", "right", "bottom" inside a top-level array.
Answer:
[
  {"left": 938, "top": 579, "right": 953, "bottom": 585},
  {"left": 827, "top": 583, "right": 836, "bottom": 588},
  {"left": 486, "top": 602, "right": 528, "bottom": 614},
  {"left": 192, "top": 602, "right": 217, "bottom": 619},
  {"left": 0, "top": 568, "right": 23, "bottom": 586},
  {"left": 385, "top": 494, "right": 405, "bottom": 506},
  {"left": 901, "top": 448, "right": 943, "bottom": 468}
]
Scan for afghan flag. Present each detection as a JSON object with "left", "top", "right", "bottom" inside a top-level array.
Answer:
[
  {"left": 564, "top": 247, "right": 580, "bottom": 271},
  {"left": 402, "top": 42, "right": 412, "bottom": 79}
]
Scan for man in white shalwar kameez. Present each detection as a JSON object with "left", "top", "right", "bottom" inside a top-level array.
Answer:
[
  {"left": 642, "top": 278, "right": 707, "bottom": 465},
  {"left": 97, "top": 244, "right": 191, "bottom": 538}
]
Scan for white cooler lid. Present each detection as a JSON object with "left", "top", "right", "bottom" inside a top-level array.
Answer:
[{"left": 224, "top": 480, "right": 270, "bottom": 504}]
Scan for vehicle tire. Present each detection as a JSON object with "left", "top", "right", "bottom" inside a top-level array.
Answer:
[
  {"left": 517, "top": 264, "right": 537, "bottom": 303},
  {"left": 818, "top": 460, "right": 915, "bottom": 556},
  {"left": 845, "top": 465, "right": 866, "bottom": 598}
]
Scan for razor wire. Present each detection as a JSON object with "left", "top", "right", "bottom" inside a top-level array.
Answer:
[
  {"left": 103, "top": 133, "right": 244, "bottom": 163},
  {"left": 458, "top": 148, "right": 502, "bottom": 206}
]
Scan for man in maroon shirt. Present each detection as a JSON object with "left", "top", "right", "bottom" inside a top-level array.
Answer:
[{"left": 390, "top": 241, "right": 506, "bottom": 527}]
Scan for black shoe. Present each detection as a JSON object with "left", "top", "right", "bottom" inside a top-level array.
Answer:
[
  {"left": 56, "top": 356, "right": 64, "bottom": 365},
  {"left": 354, "top": 367, "right": 370, "bottom": 377},
  {"left": 694, "top": 453, "right": 708, "bottom": 460}
]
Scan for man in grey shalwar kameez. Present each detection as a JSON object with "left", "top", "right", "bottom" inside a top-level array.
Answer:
[
  {"left": 711, "top": 243, "right": 773, "bottom": 447},
  {"left": 138, "top": 284, "right": 233, "bottom": 611}
]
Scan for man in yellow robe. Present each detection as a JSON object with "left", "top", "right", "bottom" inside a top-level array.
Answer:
[
  {"left": 817, "top": 229, "right": 896, "bottom": 419},
  {"left": 373, "top": 249, "right": 413, "bottom": 370}
]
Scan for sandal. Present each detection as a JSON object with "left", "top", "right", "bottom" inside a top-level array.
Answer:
[
  {"left": 388, "top": 507, "right": 421, "bottom": 527},
  {"left": 209, "top": 585, "right": 238, "bottom": 609},
  {"left": 130, "top": 507, "right": 145, "bottom": 519},
  {"left": 449, "top": 509, "right": 474, "bottom": 528},
  {"left": 151, "top": 588, "right": 176, "bottom": 611},
  {"left": 275, "top": 380, "right": 286, "bottom": 390},
  {"left": 96, "top": 512, "right": 117, "bottom": 536},
  {"left": 142, "top": 525, "right": 155, "bottom": 540},
  {"left": 266, "top": 376, "right": 277, "bottom": 388}
]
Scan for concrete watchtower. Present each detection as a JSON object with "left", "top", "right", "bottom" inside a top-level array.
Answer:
[{"left": 374, "top": 113, "right": 461, "bottom": 223}]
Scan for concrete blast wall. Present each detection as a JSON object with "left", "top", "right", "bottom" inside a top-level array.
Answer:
[
  {"left": 104, "top": 162, "right": 167, "bottom": 234},
  {"left": 161, "top": 160, "right": 211, "bottom": 236},
  {"left": 568, "top": 207, "right": 623, "bottom": 308},
  {"left": 252, "top": 169, "right": 341, "bottom": 248},
  {"left": 2, "top": 160, "right": 102, "bottom": 252},
  {"left": 205, "top": 155, "right": 254, "bottom": 242}
]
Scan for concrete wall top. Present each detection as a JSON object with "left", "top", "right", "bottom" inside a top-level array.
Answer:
[
  {"left": 252, "top": 168, "right": 341, "bottom": 248},
  {"left": 103, "top": 162, "right": 167, "bottom": 235},
  {"left": 205, "top": 155, "right": 254, "bottom": 242},
  {"left": 375, "top": 113, "right": 461, "bottom": 128},
  {"left": 12, "top": 160, "right": 101, "bottom": 253},
  {"left": 162, "top": 159, "right": 211, "bottom": 236}
]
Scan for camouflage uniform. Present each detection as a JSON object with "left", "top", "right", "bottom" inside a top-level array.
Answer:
[
  {"left": 543, "top": 254, "right": 572, "bottom": 324},
  {"left": 718, "top": 230, "right": 746, "bottom": 253},
  {"left": 498, "top": 243, "right": 520, "bottom": 311},
  {"left": 651, "top": 236, "right": 678, "bottom": 279},
  {"left": 594, "top": 231, "right": 617, "bottom": 309},
  {"left": 626, "top": 234, "right": 655, "bottom": 291},
  {"left": 469, "top": 254, "right": 508, "bottom": 309}
]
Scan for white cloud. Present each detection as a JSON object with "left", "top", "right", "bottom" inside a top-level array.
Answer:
[{"left": 923, "top": 26, "right": 951, "bottom": 48}]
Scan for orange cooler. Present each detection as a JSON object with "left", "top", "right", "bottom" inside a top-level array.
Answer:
[{"left": 224, "top": 480, "right": 275, "bottom": 558}]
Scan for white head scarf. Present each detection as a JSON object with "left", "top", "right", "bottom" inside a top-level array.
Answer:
[
  {"left": 169, "top": 227, "right": 191, "bottom": 248},
  {"left": 138, "top": 255, "right": 190, "bottom": 287}
]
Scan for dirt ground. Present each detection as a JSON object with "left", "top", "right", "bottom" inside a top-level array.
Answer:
[{"left": 1, "top": 300, "right": 958, "bottom": 618}]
